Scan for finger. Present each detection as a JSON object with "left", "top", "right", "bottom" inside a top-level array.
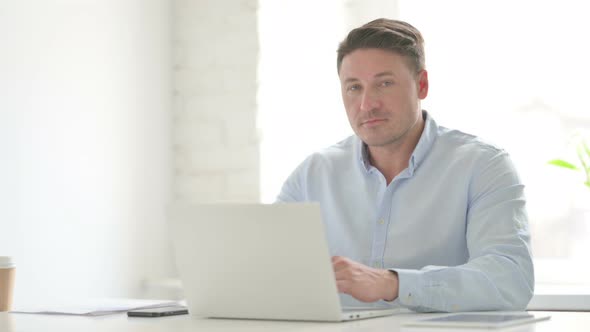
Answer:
[
  {"left": 332, "top": 263, "right": 353, "bottom": 276},
  {"left": 332, "top": 260, "right": 345, "bottom": 273},
  {"left": 331, "top": 256, "right": 352, "bottom": 269},
  {"left": 331, "top": 256, "right": 345, "bottom": 264},
  {"left": 335, "top": 279, "right": 351, "bottom": 294},
  {"left": 332, "top": 261, "right": 345, "bottom": 273}
]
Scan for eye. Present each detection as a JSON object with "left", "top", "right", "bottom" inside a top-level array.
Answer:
[
  {"left": 347, "top": 84, "right": 362, "bottom": 92},
  {"left": 380, "top": 80, "right": 394, "bottom": 87}
]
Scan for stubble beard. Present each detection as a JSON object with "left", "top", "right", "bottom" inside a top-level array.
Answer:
[{"left": 358, "top": 118, "right": 416, "bottom": 149}]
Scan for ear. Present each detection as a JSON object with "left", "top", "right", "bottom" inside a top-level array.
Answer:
[{"left": 417, "top": 70, "right": 429, "bottom": 99}]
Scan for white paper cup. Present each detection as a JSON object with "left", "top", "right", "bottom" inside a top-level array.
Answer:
[{"left": 0, "top": 256, "right": 16, "bottom": 312}]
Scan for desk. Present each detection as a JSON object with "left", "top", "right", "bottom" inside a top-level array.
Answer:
[
  {"left": 1, "top": 311, "right": 588, "bottom": 332},
  {"left": 528, "top": 284, "right": 590, "bottom": 311}
]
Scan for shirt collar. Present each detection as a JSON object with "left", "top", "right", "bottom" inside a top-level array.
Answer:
[{"left": 356, "top": 110, "right": 438, "bottom": 176}]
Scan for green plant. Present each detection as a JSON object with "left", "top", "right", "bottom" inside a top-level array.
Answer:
[{"left": 548, "top": 136, "right": 590, "bottom": 189}]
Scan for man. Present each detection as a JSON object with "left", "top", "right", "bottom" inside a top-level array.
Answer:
[{"left": 277, "top": 18, "right": 534, "bottom": 312}]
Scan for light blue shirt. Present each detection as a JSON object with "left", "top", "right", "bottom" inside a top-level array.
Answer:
[{"left": 277, "top": 111, "right": 534, "bottom": 312}]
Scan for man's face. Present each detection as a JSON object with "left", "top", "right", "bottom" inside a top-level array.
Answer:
[{"left": 339, "top": 48, "right": 428, "bottom": 148}]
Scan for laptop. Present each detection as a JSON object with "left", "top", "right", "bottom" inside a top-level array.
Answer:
[{"left": 169, "top": 203, "right": 399, "bottom": 322}]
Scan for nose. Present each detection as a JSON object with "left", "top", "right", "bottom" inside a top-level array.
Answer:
[{"left": 359, "top": 88, "right": 380, "bottom": 112}]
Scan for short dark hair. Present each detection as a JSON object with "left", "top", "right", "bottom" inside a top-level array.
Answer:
[{"left": 337, "top": 18, "right": 425, "bottom": 74}]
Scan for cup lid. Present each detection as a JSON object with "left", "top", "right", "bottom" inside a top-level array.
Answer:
[{"left": 0, "top": 256, "right": 15, "bottom": 268}]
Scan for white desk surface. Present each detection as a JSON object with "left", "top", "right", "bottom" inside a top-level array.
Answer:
[{"left": 1, "top": 310, "right": 588, "bottom": 332}]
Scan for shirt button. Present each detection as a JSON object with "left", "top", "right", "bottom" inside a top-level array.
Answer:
[
  {"left": 378, "top": 219, "right": 385, "bottom": 225},
  {"left": 373, "top": 261, "right": 381, "bottom": 268}
]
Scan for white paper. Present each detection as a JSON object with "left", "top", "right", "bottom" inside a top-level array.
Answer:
[{"left": 11, "top": 298, "right": 184, "bottom": 316}]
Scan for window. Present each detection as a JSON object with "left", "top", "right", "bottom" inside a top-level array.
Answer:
[
  {"left": 258, "top": 0, "right": 352, "bottom": 203},
  {"left": 398, "top": 0, "right": 590, "bottom": 285}
]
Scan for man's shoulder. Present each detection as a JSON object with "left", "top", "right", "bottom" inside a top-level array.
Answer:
[
  {"left": 436, "top": 125, "right": 505, "bottom": 157},
  {"left": 324, "top": 135, "right": 357, "bottom": 153},
  {"left": 310, "top": 135, "right": 356, "bottom": 156},
  {"left": 303, "top": 135, "right": 358, "bottom": 168}
]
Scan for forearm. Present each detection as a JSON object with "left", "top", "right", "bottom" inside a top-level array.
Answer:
[
  {"left": 387, "top": 150, "right": 534, "bottom": 313},
  {"left": 391, "top": 252, "right": 534, "bottom": 312}
]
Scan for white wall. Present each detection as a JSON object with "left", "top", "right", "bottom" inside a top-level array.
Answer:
[
  {"left": 0, "top": 0, "right": 174, "bottom": 304},
  {"left": 172, "top": 0, "right": 260, "bottom": 203}
]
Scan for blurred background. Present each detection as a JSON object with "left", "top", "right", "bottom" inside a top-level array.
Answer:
[{"left": 1, "top": 0, "right": 589, "bottom": 304}]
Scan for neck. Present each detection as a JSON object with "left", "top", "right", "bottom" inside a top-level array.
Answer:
[{"left": 368, "top": 115, "right": 425, "bottom": 184}]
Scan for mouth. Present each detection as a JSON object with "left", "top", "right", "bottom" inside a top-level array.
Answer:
[{"left": 361, "top": 118, "right": 386, "bottom": 127}]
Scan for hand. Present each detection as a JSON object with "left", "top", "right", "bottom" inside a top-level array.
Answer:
[{"left": 332, "top": 256, "right": 399, "bottom": 302}]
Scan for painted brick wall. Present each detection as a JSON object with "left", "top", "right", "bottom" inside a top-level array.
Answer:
[{"left": 173, "top": 0, "right": 260, "bottom": 203}]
